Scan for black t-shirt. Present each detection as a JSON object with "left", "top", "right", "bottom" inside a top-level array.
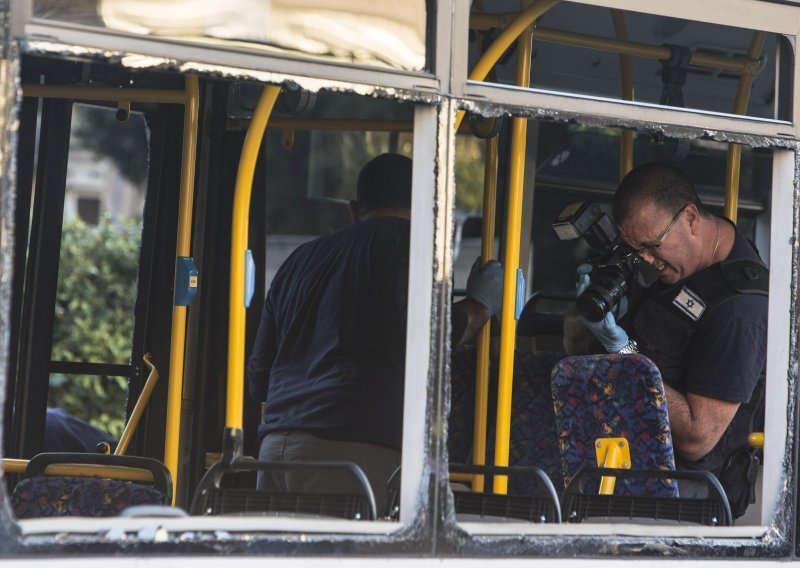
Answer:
[{"left": 246, "top": 217, "right": 410, "bottom": 450}]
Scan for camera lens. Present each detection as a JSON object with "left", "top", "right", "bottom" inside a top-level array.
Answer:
[
  {"left": 577, "top": 267, "right": 627, "bottom": 322},
  {"left": 577, "top": 291, "right": 609, "bottom": 322}
]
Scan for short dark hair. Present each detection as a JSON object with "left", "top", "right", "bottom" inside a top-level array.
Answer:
[
  {"left": 613, "top": 162, "right": 706, "bottom": 224},
  {"left": 356, "top": 153, "right": 412, "bottom": 214}
]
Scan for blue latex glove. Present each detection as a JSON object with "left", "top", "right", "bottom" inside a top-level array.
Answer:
[
  {"left": 467, "top": 258, "right": 503, "bottom": 316},
  {"left": 576, "top": 263, "right": 592, "bottom": 296},
  {"left": 582, "top": 311, "right": 630, "bottom": 353},
  {"left": 575, "top": 263, "right": 628, "bottom": 318}
]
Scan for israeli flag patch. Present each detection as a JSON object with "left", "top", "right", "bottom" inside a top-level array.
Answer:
[{"left": 672, "top": 286, "right": 706, "bottom": 321}]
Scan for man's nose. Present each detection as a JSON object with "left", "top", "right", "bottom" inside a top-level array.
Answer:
[{"left": 638, "top": 249, "right": 656, "bottom": 264}]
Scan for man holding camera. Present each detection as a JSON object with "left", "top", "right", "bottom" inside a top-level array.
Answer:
[{"left": 576, "top": 162, "right": 767, "bottom": 516}]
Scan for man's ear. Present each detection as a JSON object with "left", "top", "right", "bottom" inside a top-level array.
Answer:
[
  {"left": 348, "top": 200, "right": 359, "bottom": 223},
  {"left": 685, "top": 204, "right": 701, "bottom": 234}
]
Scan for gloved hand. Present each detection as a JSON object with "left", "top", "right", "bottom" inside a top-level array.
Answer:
[
  {"left": 575, "top": 263, "right": 628, "bottom": 318},
  {"left": 582, "top": 311, "right": 630, "bottom": 353},
  {"left": 576, "top": 263, "right": 592, "bottom": 296},
  {"left": 467, "top": 258, "right": 503, "bottom": 316}
]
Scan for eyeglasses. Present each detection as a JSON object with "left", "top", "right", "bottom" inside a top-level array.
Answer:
[{"left": 632, "top": 204, "right": 687, "bottom": 255}]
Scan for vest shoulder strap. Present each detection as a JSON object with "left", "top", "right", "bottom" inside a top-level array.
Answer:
[
  {"left": 720, "top": 259, "right": 769, "bottom": 296},
  {"left": 654, "top": 259, "right": 768, "bottom": 322}
]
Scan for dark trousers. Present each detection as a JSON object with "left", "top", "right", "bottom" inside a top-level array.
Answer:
[{"left": 257, "top": 430, "right": 401, "bottom": 512}]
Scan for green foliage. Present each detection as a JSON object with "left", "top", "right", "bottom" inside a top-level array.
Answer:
[
  {"left": 71, "top": 105, "right": 149, "bottom": 189},
  {"left": 49, "top": 216, "right": 141, "bottom": 438},
  {"left": 455, "top": 135, "right": 486, "bottom": 214}
]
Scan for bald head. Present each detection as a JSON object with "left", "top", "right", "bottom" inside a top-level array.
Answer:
[{"left": 613, "top": 162, "right": 706, "bottom": 223}]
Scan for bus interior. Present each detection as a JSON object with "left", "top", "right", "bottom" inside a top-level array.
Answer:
[{"left": 0, "top": 0, "right": 796, "bottom": 560}]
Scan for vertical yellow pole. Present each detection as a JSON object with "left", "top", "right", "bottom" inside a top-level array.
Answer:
[
  {"left": 611, "top": 9, "right": 634, "bottom": 179},
  {"left": 163, "top": 75, "right": 199, "bottom": 503},
  {"left": 455, "top": 0, "right": 560, "bottom": 132},
  {"left": 492, "top": 19, "right": 533, "bottom": 496},
  {"left": 725, "top": 146, "right": 742, "bottom": 224},
  {"left": 724, "top": 32, "right": 766, "bottom": 223},
  {"left": 226, "top": 85, "right": 282, "bottom": 429},
  {"left": 471, "top": 136, "right": 499, "bottom": 493}
]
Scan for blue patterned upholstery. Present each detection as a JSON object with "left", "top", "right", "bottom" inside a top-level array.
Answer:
[
  {"left": 12, "top": 476, "right": 163, "bottom": 518},
  {"left": 448, "top": 346, "right": 481, "bottom": 467},
  {"left": 449, "top": 347, "right": 564, "bottom": 495},
  {"left": 551, "top": 354, "right": 677, "bottom": 497}
]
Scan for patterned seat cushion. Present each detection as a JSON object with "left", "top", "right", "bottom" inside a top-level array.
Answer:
[
  {"left": 449, "top": 346, "right": 564, "bottom": 495},
  {"left": 12, "top": 476, "right": 163, "bottom": 518},
  {"left": 551, "top": 353, "right": 677, "bottom": 497}
]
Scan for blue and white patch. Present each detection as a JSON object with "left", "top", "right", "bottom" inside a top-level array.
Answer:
[{"left": 672, "top": 286, "right": 706, "bottom": 321}]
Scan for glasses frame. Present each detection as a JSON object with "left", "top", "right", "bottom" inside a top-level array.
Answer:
[{"left": 632, "top": 204, "right": 688, "bottom": 255}]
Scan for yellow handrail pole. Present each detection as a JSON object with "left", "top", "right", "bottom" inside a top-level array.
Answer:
[
  {"left": 596, "top": 438, "right": 630, "bottom": 495},
  {"left": 724, "top": 31, "right": 767, "bottom": 223},
  {"left": 226, "top": 85, "right": 282, "bottom": 430},
  {"left": 456, "top": 0, "right": 561, "bottom": 132},
  {"left": 536, "top": 28, "right": 756, "bottom": 74},
  {"left": 21, "top": 84, "right": 187, "bottom": 105},
  {"left": 41, "top": 464, "right": 156, "bottom": 483},
  {"left": 116, "top": 354, "right": 159, "bottom": 456},
  {"left": 471, "top": 135, "right": 499, "bottom": 493},
  {"left": 492, "top": 20, "right": 534, "bottom": 496},
  {"left": 163, "top": 75, "right": 199, "bottom": 503},
  {"left": 598, "top": 444, "right": 622, "bottom": 495},
  {"left": 2, "top": 459, "right": 28, "bottom": 474},
  {"left": 611, "top": 9, "right": 634, "bottom": 179},
  {"left": 47, "top": 465, "right": 154, "bottom": 482},
  {"left": 1, "top": 459, "right": 156, "bottom": 482},
  {"left": 470, "top": 16, "right": 758, "bottom": 76}
]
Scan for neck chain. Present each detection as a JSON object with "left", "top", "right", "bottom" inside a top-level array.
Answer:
[{"left": 711, "top": 218, "right": 720, "bottom": 261}]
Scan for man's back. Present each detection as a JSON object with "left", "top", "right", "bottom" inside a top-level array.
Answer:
[{"left": 247, "top": 216, "right": 410, "bottom": 450}]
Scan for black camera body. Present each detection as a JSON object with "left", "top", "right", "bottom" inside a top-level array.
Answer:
[{"left": 553, "top": 202, "right": 657, "bottom": 322}]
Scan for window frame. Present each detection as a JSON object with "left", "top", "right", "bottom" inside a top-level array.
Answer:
[
  {"left": 452, "top": 0, "right": 800, "bottom": 138},
  {"left": 0, "top": 0, "right": 798, "bottom": 557}
]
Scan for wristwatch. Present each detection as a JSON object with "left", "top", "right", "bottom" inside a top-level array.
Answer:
[{"left": 617, "top": 339, "right": 638, "bottom": 355}]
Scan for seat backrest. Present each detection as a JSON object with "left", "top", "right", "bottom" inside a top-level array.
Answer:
[
  {"left": 10, "top": 452, "right": 172, "bottom": 519},
  {"left": 384, "top": 465, "right": 562, "bottom": 523},
  {"left": 12, "top": 476, "right": 163, "bottom": 519},
  {"left": 550, "top": 354, "right": 677, "bottom": 497},
  {"left": 449, "top": 346, "right": 564, "bottom": 496},
  {"left": 190, "top": 458, "right": 377, "bottom": 520}
]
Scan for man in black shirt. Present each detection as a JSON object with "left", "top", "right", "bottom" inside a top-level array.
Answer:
[
  {"left": 576, "top": 163, "right": 767, "bottom": 515},
  {"left": 247, "top": 154, "right": 502, "bottom": 507}
]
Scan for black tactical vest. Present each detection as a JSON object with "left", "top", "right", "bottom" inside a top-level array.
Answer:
[{"left": 629, "top": 257, "right": 768, "bottom": 477}]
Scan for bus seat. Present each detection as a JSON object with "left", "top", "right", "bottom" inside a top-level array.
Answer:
[
  {"left": 448, "top": 464, "right": 561, "bottom": 523},
  {"left": 449, "top": 346, "right": 564, "bottom": 496},
  {"left": 562, "top": 466, "right": 732, "bottom": 525},
  {"left": 384, "top": 465, "right": 561, "bottom": 523},
  {"left": 11, "top": 452, "right": 172, "bottom": 519},
  {"left": 190, "top": 458, "right": 376, "bottom": 520},
  {"left": 551, "top": 353, "right": 733, "bottom": 525},
  {"left": 516, "top": 291, "right": 574, "bottom": 353},
  {"left": 551, "top": 354, "right": 677, "bottom": 497}
]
